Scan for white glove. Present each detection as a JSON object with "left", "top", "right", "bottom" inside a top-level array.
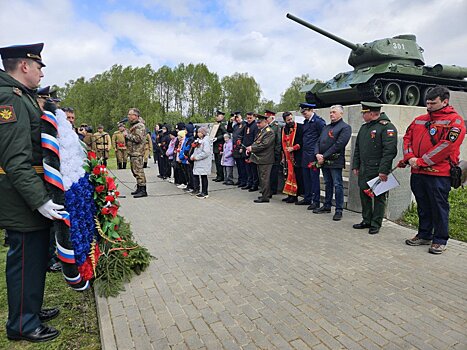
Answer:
[{"left": 38, "top": 200, "right": 64, "bottom": 220}]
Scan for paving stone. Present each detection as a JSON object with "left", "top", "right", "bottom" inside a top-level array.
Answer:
[{"left": 94, "top": 167, "right": 467, "bottom": 350}]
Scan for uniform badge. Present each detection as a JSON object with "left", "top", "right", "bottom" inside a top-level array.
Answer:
[
  {"left": 429, "top": 127, "right": 437, "bottom": 136},
  {"left": 266, "top": 127, "right": 271, "bottom": 132},
  {"left": 387, "top": 129, "right": 395, "bottom": 137},
  {"left": 370, "top": 130, "right": 377, "bottom": 139},
  {"left": 448, "top": 127, "right": 461, "bottom": 142},
  {"left": 13, "top": 87, "right": 22, "bottom": 96},
  {"left": 0, "top": 105, "right": 17, "bottom": 124}
]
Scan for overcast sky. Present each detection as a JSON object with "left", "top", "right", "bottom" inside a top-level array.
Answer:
[{"left": 1, "top": 0, "right": 466, "bottom": 103}]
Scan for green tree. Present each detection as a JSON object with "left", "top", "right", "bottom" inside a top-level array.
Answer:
[
  {"left": 278, "top": 74, "right": 320, "bottom": 111},
  {"left": 221, "top": 73, "right": 261, "bottom": 115}
]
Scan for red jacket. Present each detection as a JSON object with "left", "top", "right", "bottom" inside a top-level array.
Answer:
[{"left": 403, "top": 105, "right": 465, "bottom": 176}]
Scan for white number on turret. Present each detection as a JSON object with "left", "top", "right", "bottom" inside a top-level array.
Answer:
[{"left": 392, "top": 42, "right": 406, "bottom": 50}]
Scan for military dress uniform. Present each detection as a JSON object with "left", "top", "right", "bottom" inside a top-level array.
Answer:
[
  {"left": 352, "top": 102, "right": 398, "bottom": 233},
  {"left": 268, "top": 118, "right": 282, "bottom": 195},
  {"left": 0, "top": 43, "right": 60, "bottom": 341},
  {"left": 112, "top": 128, "right": 128, "bottom": 169},
  {"left": 250, "top": 115, "right": 276, "bottom": 203},
  {"left": 126, "top": 117, "right": 147, "bottom": 197},
  {"left": 92, "top": 129, "right": 111, "bottom": 165},
  {"left": 143, "top": 132, "right": 153, "bottom": 168}
]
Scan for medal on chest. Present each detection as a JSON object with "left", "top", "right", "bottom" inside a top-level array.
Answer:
[
  {"left": 370, "top": 130, "right": 377, "bottom": 139},
  {"left": 429, "top": 127, "right": 437, "bottom": 136}
]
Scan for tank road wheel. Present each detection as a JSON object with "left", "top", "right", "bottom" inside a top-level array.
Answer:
[
  {"left": 372, "top": 80, "right": 384, "bottom": 99},
  {"left": 382, "top": 82, "right": 402, "bottom": 105},
  {"left": 402, "top": 85, "right": 420, "bottom": 106}
]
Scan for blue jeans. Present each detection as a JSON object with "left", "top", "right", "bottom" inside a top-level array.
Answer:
[
  {"left": 322, "top": 168, "right": 344, "bottom": 212},
  {"left": 302, "top": 167, "right": 320, "bottom": 205}
]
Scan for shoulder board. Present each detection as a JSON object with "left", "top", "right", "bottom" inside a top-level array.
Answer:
[
  {"left": 13, "top": 87, "right": 22, "bottom": 96},
  {"left": 266, "top": 127, "right": 271, "bottom": 132},
  {"left": 379, "top": 120, "right": 388, "bottom": 125}
]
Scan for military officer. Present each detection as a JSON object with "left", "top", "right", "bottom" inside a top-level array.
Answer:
[
  {"left": 112, "top": 123, "right": 128, "bottom": 169},
  {"left": 265, "top": 109, "right": 282, "bottom": 195},
  {"left": 210, "top": 110, "right": 227, "bottom": 182},
  {"left": 352, "top": 102, "right": 398, "bottom": 234},
  {"left": 0, "top": 43, "right": 61, "bottom": 342},
  {"left": 143, "top": 130, "right": 153, "bottom": 168},
  {"left": 247, "top": 114, "right": 275, "bottom": 203},
  {"left": 93, "top": 124, "right": 112, "bottom": 166},
  {"left": 124, "top": 108, "right": 148, "bottom": 198}
]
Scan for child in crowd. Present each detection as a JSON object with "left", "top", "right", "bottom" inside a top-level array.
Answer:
[
  {"left": 190, "top": 127, "right": 212, "bottom": 198},
  {"left": 221, "top": 133, "right": 234, "bottom": 185},
  {"left": 165, "top": 130, "right": 177, "bottom": 183}
]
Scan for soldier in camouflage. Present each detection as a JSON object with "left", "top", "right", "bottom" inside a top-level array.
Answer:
[
  {"left": 112, "top": 123, "right": 128, "bottom": 169},
  {"left": 124, "top": 108, "right": 147, "bottom": 198},
  {"left": 143, "top": 130, "right": 153, "bottom": 168}
]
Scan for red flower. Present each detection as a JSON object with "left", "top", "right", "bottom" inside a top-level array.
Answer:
[
  {"left": 95, "top": 185, "right": 105, "bottom": 193},
  {"left": 78, "top": 259, "right": 94, "bottom": 280},
  {"left": 105, "top": 195, "right": 115, "bottom": 202},
  {"left": 363, "top": 188, "right": 375, "bottom": 198},
  {"left": 106, "top": 177, "right": 116, "bottom": 191},
  {"left": 122, "top": 251, "right": 128, "bottom": 257},
  {"left": 116, "top": 236, "right": 122, "bottom": 241},
  {"left": 101, "top": 207, "right": 110, "bottom": 215},
  {"left": 108, "top": 205, "right": 118, "bottom": 217},
  {"left": 115, "top": 191, "right": 120, "bottom": 197},
  {"left": 93, "top": 165, "right": 106, "bottom": 175},
  {"left": 87, "top": 151, "right": 97, "bottom": 160}
]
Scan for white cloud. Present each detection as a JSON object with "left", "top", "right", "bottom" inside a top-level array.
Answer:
[{"left": 1, "top": 0, "right": 466, "bottom": 103}]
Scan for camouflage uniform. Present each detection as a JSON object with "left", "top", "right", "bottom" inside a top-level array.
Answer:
[
  {"left": 92, "top": 131, "right": 112, "bottom": 161},
  {"left": 143, "top": 133, "right": 153, "bottom": 167},
  {"left": 112, "top": 130, "right": 128, "bottom": 169},
  {"left": 126, "top": 118, "right": 146, "bottom": 186}
]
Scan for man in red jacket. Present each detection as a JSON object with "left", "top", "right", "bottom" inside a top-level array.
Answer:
[{"left": 403, "top": 86, "right": 465, "bottom": 254}]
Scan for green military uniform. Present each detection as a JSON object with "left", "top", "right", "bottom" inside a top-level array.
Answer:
[
  {"left": 268, "top": 119, "right": 282, "bottom": 194},
  {"left": 0, "top": 47, "right": 54, "bottom": 337},
  {"left": 112, "top": 129, "right": 128, "bottom": 169},
  {"left": 250, "top": 118, "right": 276, "bottom": 202},
  {"left": 126, "top": 117, "right": 147, "bottom": 196},
  {"left": 352, "top": 102, "right": 398, "bottom": 230},
  {"left": 210, "top": 111, "right": 228, "bottom": 181},
  {"left": 143, "top": 133, "right": 153, "bottom": 168},
  {"left": 92, "top": 130, "right": 111, "bottom": 163}
]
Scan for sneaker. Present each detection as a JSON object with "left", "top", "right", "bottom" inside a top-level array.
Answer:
[
  {"left": 332, "top": 212, "right": 342, "bottom": 221},
  {"left": 177, "top": 184, "right": 187, "bottom": 189},
  {"left": 428, "top": 243, "right": 446, "bottom": 254},
  {"left": 405, "top": 236, "right": 432, "bottom": 246},
  {"left": 184, "top": 188, "right": 194, "bottom": 193},
  {"left": 196, "top": 193, "right": 209, "bottom": 199},
  {"left": 312, "top": 206, "right": 331, "bottom": 214},
  {"left": 168, "top": 178, "right": 175, "bottom": 183}
]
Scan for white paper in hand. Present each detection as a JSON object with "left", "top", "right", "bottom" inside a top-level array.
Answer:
[{"left": 367, "top": 173, "right": 400, "bottom": 196}]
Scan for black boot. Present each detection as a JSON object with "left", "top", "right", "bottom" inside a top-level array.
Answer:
[
  {"left": 133, "top": 185, "right": 147, "bottom": 198},
  {"left": 123, "top": 162, "right": 127, "bottom": 169},
  {"left": 131, "top": 186, "right": 139, "bottom": 195},
  {"left": 117, "top": 163, "right": 122, "bottom": 170},
  {"left": 143, "top": 162, "right": 147, "bottom": 168}
]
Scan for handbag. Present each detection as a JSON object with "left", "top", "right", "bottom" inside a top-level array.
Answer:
[{"left": 449, "top": 160, "right": 462, "bottom": 189}]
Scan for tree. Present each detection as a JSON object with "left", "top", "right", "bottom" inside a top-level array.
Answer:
[
  {"left": 278, "top": 74, "right": 321, "bottom": 111},
  {"left": 221, "top": 73, "right": 261, "bottom": 115}
]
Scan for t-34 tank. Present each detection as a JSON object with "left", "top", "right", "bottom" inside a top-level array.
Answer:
[{"left": 286, "top": 13, "right": 467, "bottom": 107}]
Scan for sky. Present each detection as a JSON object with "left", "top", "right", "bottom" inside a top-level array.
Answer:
[{"left": 1, "top": 0, "right": 466, "bottom": 103}]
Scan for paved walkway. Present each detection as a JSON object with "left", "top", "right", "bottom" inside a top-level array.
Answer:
[{"left": 96, "top": 166, "right": 467, "bottom": 350}]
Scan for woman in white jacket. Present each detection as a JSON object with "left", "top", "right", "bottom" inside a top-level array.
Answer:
[{"left": 190, "top": 127, "right": 212, "bottom": 198}]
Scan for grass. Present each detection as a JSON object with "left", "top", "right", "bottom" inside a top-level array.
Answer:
[
  {"left": 0, "top": 241, "right": 101, "bottom": 349},
  {"left": 401, "top": 187, "right": 467, "bottom": 242}
]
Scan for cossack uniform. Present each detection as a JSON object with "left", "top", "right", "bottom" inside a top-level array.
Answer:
[{"left": 92, "top": 127, "right": 111, "bottom": 163}]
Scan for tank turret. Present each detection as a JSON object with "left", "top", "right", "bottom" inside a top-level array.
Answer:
[{"left": 286, "top": 13, "right": 467, "bottom": 107}]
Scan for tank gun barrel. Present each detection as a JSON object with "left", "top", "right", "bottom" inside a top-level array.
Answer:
[{"left": 286, "top": 13, "right": 360, "bottom": 52}]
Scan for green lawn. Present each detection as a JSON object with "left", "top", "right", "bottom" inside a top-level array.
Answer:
[{"left": 0, "top": 242, "right": 101, "bottom": 349}]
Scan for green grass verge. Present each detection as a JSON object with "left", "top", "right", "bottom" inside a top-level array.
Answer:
[
  {"left": 0, "top": 242, "right": 101, "bottom": 349},
  {"left": 401, "top": 187, "right": 467, "bottom": 242}
]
